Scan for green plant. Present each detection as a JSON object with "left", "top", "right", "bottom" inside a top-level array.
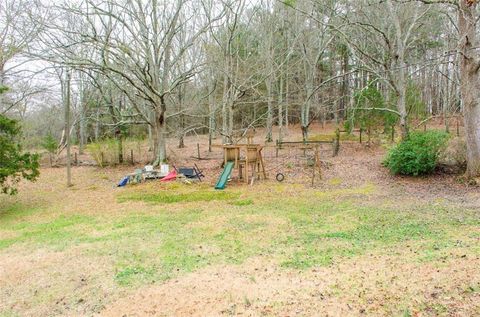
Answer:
[
  {"left": 118, "top": 190, "right": 240, "bottom": 204},
  {"left": 86, "top": 139, "right": 120, "bottom": 167},
  {"left": 384, "top": 131, "right": 449, "bottom": 176},
  {"left": 41, "top": 134, "right": 58, "bottom": 167},
  {"left": 347, "top": 81, "right": 398, "bottom": 137},
  {"left": 0, "top": 114, "right": 40, "bottom": 194}
]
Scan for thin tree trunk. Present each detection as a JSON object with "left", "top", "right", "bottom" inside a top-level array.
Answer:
[
  {"left": 266, "top": 76, "right": 273, "bottom": 142},
  {"left": 222, "top": 59, "right": 230, "bottom": 143},
  {"left": 392, "top": 9, "right": 408, "bottom": 139},
  {"left": 339, "top": 48, "right": 349, "bottom": 121},
  {"left": 459, "top": 1, "right": 480, "bottom": 178},
  {"left": 285, "top": 70, "right": 289, "bottom": 131},
  {"left": 302, "top": 72, "right": 313, "bottom": 141},
  {"left": 153, "top": 105, "right": 167, "bottom": 164},
  {"left": 278, "top": 73, "right": 284, "bottom": 143},
  {"left": 0, "top": 66, "right": 5, "bottom": 112},
  {"left": 64, "top": 70, "right": 72, "bottom": 187},
  {"left": 208, "top": 78, "right": 216, "bottom": 152},
  {"left": 94, "top": 106, "right": 100, "bottom": 142},
  {"left": 78, "top": 72, "right": 86, "bottom": 154},
  {"left": 118, "top": 133, "right": 124, "bottom": 164}
]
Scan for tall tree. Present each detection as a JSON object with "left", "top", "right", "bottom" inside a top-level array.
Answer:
[
  {"left": 43, "top": 0, "right": 223, "bottom": 164},
  {"left": 418, "top": 0, "right": 480, "bottom": 177}
]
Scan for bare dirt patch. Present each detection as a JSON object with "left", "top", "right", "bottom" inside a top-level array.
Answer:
[{"left": 101, "top": 253, "right": 480, "bottom": 317}]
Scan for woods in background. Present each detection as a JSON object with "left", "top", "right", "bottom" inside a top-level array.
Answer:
[{"left": 1, "top": 0, "right": 480, "bottom": 177}]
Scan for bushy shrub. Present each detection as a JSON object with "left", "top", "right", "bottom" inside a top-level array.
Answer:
[
  {"left": 0, "top": 114, "right": 39, "bottom": 194},
  {"left": 87, "top": 139, "right": 120, "bottom": 167},
  {"left": 384, "top": 131, "right": 449, "bottom": 176}
]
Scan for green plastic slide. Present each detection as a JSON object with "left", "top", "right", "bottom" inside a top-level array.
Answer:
[{"left": 215, "top": 161, "right": 235, "bottom": 190}]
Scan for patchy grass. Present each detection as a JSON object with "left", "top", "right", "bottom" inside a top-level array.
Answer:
[
  {"left": 118, "top": 190, "right": 240, "bottom": 204},
  {"left": 0, "top": 215, "right": 93, "bottom": 249},
  {"left": 115, "top": 266, "right": 156, "bottom": 286},
  {"left": 118, "top": 183, "right": 241, "bottom": 204},
  {"left": 229, "top": 198, "right": 254, "bottom": 206},
  {"left": 0, "top": 167, "right": 479, "bottom": 316},
  {"left": 309, "top": 133, "right": 359, "bottom": 142}
]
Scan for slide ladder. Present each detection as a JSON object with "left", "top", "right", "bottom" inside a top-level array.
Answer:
[{"left": 215, "top": 161, "right": 234, "bottom": 190}]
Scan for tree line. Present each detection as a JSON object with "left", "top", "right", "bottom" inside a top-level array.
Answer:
[{"left": 1, "top": 0, "right": 480, "bottom": 177}]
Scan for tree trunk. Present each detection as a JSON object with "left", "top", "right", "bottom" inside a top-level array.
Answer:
[
  {"left": 392, "top": 49, "right": 408, "bottom": 139},
  {"left": 148, "top": 109, "right": 154, "bottom": 151},
  {"left": 387, "top": 0, "right": 409, "bottom": 140},
  {"left": 265, "top": 76, "right": 273, "bottom": 142},
  {"left": 339, "top": 48, "right": 349, "bottom": 121},
  {"left": 302, "top": 74, "right": 313, "bottom": 142},
  {"left": 94, "top": 106, "right": 100, "bottom": 142},
  {"left": 153, "top": 108, "right": 167, "bottom": 165},
  {"left": 459, "top": 0, "right": 480, "bottom": 177},
  {"left": 397, "top": 88, "right": 409, "bottom": 139},
  {"left": 278, "top": 73, "right": 284, "bottom": 143},
  {"left": 0, "top": 66, "right": 4, "bottom": 111},
  {"left": 301, "top": 125, "right": 308, "bottom": 142},
  {"left": 285, "top": 74, "right": 289, "bottom": 132},
  {"left": 64, "top": 70, "right": 72, "bottom": 187},
  {"left": 78, "top": 72, "right": 86, "bottom": 154},
  {"left": 228, "top": 99, "right": 234, "bottom": 143},
  {"left": 222, "top": 70, "right": 230, "bottom": 143},
  {"left": 178, "top": 87, "right": 185, "bottom": 149},
  {"left": 118, "top": 133, "right": 124, "bottom": 164},
  {"left": 208, "top": 78, "right": 216, "bottom": 152}
]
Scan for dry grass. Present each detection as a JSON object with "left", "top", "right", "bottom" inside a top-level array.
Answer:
[{"left": 1, "top": 128, "right": 479, "bottom": 316}]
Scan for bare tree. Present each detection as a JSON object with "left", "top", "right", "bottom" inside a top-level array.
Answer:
[
  {"left": 42, "top": 0, "right": 224, "bottom": 164},
  {"left": 0, "top": 0, "right": 45, "bottom": 113}
]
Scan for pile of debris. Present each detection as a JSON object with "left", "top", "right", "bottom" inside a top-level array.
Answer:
[{"left": 117, "top": 164, "right": 204, "bottom": 187}]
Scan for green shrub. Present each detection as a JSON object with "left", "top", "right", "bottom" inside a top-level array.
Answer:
[
  {"left": 0, "top": 114, "right": 39, "bottom": 194},
  {"left": 41, "top": 134, "right": 58, "bottom": 167},
  {"left": 384, "top": 131, "right": 449, "bottom": 176},
  {"left": 347, "top": 81, "right": 398, "bottom": 136}
]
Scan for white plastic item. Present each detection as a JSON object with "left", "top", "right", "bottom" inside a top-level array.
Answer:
[
  {"left": 144, "top": 165, "right": 154, "bottom": 172},
  {"left": 160, "top": 164, "right": 169, "bottom": 174}
]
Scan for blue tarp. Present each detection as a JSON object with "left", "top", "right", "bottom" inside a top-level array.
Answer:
[{"left": 118, "top": 176, "right": 129, "bottom": 187}]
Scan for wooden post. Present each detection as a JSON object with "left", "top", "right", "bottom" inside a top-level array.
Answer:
[
  {"left": 456, "top": 117, "right": 460, "bottom": 137},
  {"left": 312, "top": 145, "right": 321, "bottom": 186},
  {"left": 275, "top": 139, "right": 279, "bottom": 158},
  {"left": 197, "top": 143, "right": 201, "bottom": 159},
  {"left": 245, "top": 148, "right": 249, "bottom": 184},
  {"left": 130, "top": 149, "right": 134, "bottom": 165},
  {"left": 74, "top": 152, "right": 78, "bottom": 166},
  {"left": 359, "top": 128, "right": 363, "bottom": 144},
  {"left": 317, "top": 147, "right": 320, "bottom": 181},
  {"left": 333, "top": 128, "right": 340, "bottom": 157},
  {"left": 259, "top": 147, "right": 267, "bottom": 180},
  {"left": 101, "top": 152, "right": 104, "bottom": 167},
  {"left": 312, "top": 156, "right": 316, "bottom": 186}
]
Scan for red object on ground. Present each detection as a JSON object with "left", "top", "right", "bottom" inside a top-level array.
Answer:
[{"left": 160, "top": 170, "right": 177, "bottom": 182}]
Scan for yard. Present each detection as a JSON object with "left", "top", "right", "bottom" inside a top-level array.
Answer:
[{"left": 1, "top": 140, "right": 479, "bottom": 316}]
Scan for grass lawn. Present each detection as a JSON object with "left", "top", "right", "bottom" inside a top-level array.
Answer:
[{"left": 0, "top": 167, "right": 479, "bottom": 316}]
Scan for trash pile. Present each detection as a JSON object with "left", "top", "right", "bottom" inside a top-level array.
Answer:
[{"left": 117, "top": 164, "right": 204, "bottom": 187}]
